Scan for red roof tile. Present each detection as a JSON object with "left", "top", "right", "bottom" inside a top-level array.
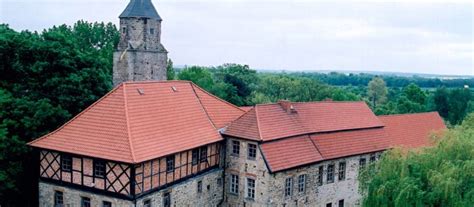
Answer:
[
  {"left": 224, "top": 101, "right": 384, "bottom": 141},
  {"left": 28, "top": 81, "right": 244, "bottom": 163},
  {"left": 260, "top": 135, "right": 324, "bottom": 172},
  {"left": 379, "top": 112, "right": 446, "bottom": 148}
]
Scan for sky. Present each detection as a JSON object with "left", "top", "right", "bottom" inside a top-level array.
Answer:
[{"left": 1, "top": 0, "right": 473, "bottom": 75}]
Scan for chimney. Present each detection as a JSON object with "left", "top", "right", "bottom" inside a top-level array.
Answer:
[{"left": 278, "top": 100, "right": 297, "bottom": 114}]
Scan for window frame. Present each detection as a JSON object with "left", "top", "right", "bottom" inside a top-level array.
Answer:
[
  {"left": 163, "top": 192, "right": 171, "bottom": 207},
  {"left": 317, "top": 166, "right": 324, "bottom": 186},
  {"left": 231, "top": 140, "right": 240, "bottom": 156},
  {"left": 230, "top": 174, "right": 239, "bottom": 195},
  {"left": 246, "top": 178, "right": 256, "bottom": 200},
  {"left": 359, "top": 157, "right": 366, "bottom": 169},
  {"left": 54, "top": 191, "right": 63, "bottom": 207},
  {"left": 298, "top": 174, "right": 306, "bottom": 193},
  {"left": 370, "top": 153, "right": 376, "bottom": 163},
  {"left": 192, "top": 149, "right": 199, "bottom": 165},
  {"left": 166, "top": 155, "right": 175, "bottom": 173},
  {"left": 197, "top": 180, "right": 203, "bottom": 193},
  {"left": 61, "top": 155, "right": 72, "bottom": 172},
  {"left": 327, "top": 164, "right": 335, "bottom": 183},
  {"left": 93, "top": 160, "right": 106, "bottom": 178},
  {"left": 338, "top": 162, "right": 346, "bottom": 181},
  {"left": 339, "top": 199, "right": 345, "bottom": 207},
  {"left": 199, "top": 146, "right": 208, "bottom": 163},
  {"left": 81, "top": 197, "right": 91, "bottom": 207},
  {"left": 284, "top": 177, "right": 293, "bottom": 197},
  {"left": 247, "top": 143, "right": 257, "bottom": 160}
]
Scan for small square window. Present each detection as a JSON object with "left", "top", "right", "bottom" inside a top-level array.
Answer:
[
  {"left": 166, "top": 156, "right": 174, "bottom": 173},
  {"left": 248, "top": 143, "right": 257, "bottom": 160},
  {"left": 232, "top": 140, "right": 240, "bottom": 156},
  {"left": 54, "top": 191, "right": 63, "bottom": 206},
  {"left": 197, "top": 180, "right": 203, "bottom": 193},
  {"left": 143, "top": 199, "right": 151, "bottom": 207},
  {"left": 61, "top": 155, "right": 72, "bottom": 172},
  {"left": 94, "top": 160, "right": 106, "bottom": 178},
  {"left": 102, "top": 201, "right": 112, "bottom": 207},
  {"left": 81, "top": 197, "right": 91, "bottom": 207}
]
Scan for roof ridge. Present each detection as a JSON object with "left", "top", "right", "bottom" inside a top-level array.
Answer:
[
  {"left": 378, "top": 111, "right": 439, "bottom": 118},
  {"left": 28, "top": 84, "right": 125, "bottom": 146},
  {"left": 122, "top": 83, "right": 137, "bottom": 163},
  {"left": 190, "top": 82, "right": 246, "bottom": 113},
  {"left": 255, "top": 105, "right": 264, "bottom": 141},
  {"left": 254, "top": 100, "right": 367, "bottom": 107},
  {"left": 190, "top": 82, "right": 218, "bottom": 130}
]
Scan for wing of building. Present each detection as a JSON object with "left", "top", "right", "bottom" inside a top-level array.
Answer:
[{"left": 29, "top": 81, "right": 446, "bottom": 207}]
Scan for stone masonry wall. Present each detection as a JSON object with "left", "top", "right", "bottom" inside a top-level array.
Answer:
[
  {"left": 136, "top": 168, "right": 224, "bottom": 207},
  {"left": 39, "top": 181, "right": 133, "bottom": 207}
]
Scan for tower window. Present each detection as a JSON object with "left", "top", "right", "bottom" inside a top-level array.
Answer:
[
  {"left": 150, "top": 28, "right": 155, "bottom": 35},
  {"left": 122, "top": 27, "right": 127, "bottom": 34}
]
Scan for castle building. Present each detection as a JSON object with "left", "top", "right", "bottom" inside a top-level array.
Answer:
[{"left": 28, "top": 1, "right": 447, "bottom": 207}]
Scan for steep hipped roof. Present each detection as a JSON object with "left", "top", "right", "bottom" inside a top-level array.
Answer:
[
  {"left": 224, "top": 101, "right": 384, "bottom": 141},
  {"left": 28, "top": 81, "right": 245, "bottom": 163},
  {"left": 379, "top": 112, "right": 446, "bottom": 148},
  {"left": 119, "top": 0, "right": 162, "bottom": 20}
]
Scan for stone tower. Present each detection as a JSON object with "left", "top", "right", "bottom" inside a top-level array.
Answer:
[{"left": 113, "top": 0, "right": 168, "bottom": 86}]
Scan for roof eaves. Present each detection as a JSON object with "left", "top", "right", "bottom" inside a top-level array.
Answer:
[{"left": 122, "top": 83, "right": 137, "bottom": 163}]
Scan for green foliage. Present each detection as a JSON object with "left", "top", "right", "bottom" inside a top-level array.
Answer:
[
  {"left": 166, "top": 59, "right": 175, "bottom": 80},
  {"left": 447, "top": 89, "right": 472, "bottom": 125},
  {"left": 368, "top": 77, "right": 388, "bottom": 108},
  {"left": 359, "top": 114, "right": 474, "bottom": 207},
  {"left": 0, "top": 22, "right": 118, "bottom": 206}
]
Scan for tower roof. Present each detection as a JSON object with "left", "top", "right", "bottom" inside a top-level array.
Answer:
[{"left": 119, "top": 0, "right": 162, "bottom": 20}]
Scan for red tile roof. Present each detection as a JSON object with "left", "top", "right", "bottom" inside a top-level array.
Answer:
[
  {"left": 260, "top": 135, "right": 324, "bottom": 172},
  {"left": 224, "top": 101, "right": 384, "bottom": 141},
  {"left": 28, "top": 81, "right": 245, "bottom": 163},
  {"left": 259, "top": 112, "right": 446, "bottom": 172},
  {"left": 379, "top": 112, "right": 446, "bottom": 148}
]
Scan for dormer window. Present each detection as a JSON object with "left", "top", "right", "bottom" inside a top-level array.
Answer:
[{"left": 150, "top": 28, "right": 155, "bottom": 35}]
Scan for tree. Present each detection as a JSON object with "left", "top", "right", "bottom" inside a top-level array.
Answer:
[
  {"left": 448, "top": 88, "right": 471, "bottom": 125},
  {"left": 0, "top": 22, "right": 118, "bottom": 206},
  {"left": 359, "top": 113, "right": 474, "bottom": 207},
  {"left": 402, "top": 83, "right": 426, "bottom": 105},
  {"left": 433, "top": 87, "right": 449, "bottom": 119},
  {"left": 367, "top": 77, "right": 388, "bottom": 108},
  {"left": 166, "top": 59, "right": 175, "bottom": 80}
]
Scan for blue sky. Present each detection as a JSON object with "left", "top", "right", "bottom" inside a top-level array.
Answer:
[{"left": 1, "top": 0, "right": 473, "bottom": 75}]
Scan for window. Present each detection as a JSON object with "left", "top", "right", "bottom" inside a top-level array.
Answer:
[
  {"left": 150, "top": 28, "right": 155, "bottom": 35},
  {"left": 359, "top": 158, "right": 366, "bottom": 169},
  {"left": 192, "top": 149, "right": 199, "bottom": 165},
  {"left": 166, "top": 156, "right": 174, "bottom": 173},
  {"left": 338, "top": 162, "right": 346, "bottom": 181},
  {"left": 217, "top": 177, "right": 223, "bottom": 186},
  {"left": 54, "top": 191, "right": 63, "bottom": 207},
  {"left": 230, "top": 174, "right": 239, "bottom": 194},
  {"left": 94, "top": 160, "right": 105, "bottom": 178},
  {"left": 61, "top": 155, "right": 72, "bottom": 172},
  {"left": 102, "top": 201, "right": 112, "bottom": 207},
  {"left": 370, "top": 153, "right": 376, "bottom": 163},
  {"left": 326, "top": 203, "right": 332, "bottom": 207},
  {"left": 81, "top": 197, "right": 91, "bottom": 207},
  {"left": 232, "top": 140, "right": 240, "bottom": 156},
  {"left": 246, "top": 178, "right": 255, "bottom": 199},
  {"left": 317, "top": 166, "right": 324, "bottom": 186},
  {"left": 122, "top": 27, "right": 126, "bottom": 34},
  {"left": 284, "top": 177, "right": 293, "bottom": 197},
  {"left": 247, "top": 143, "right": 257, "bottom": 160},
  {"left": 143, "top": 199, "right": 151, "bottom": 207},
  {"left": 298, "top": 174, "right": 306, "bottom": 193},
  {"left": 163, "top": 192, "right": 171, "bottom": 207},
  {"left": 339, "top": 199, "right": 344, "bottom": 207},
  {"left": 327, "top": 164, "right": 335, "bottom": 183},
  {"left": 197, "top": 180, "right": 203, "bottom": 193},
  {"left": 200, "top": 146, "right": 208, "bottom": 163}
]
